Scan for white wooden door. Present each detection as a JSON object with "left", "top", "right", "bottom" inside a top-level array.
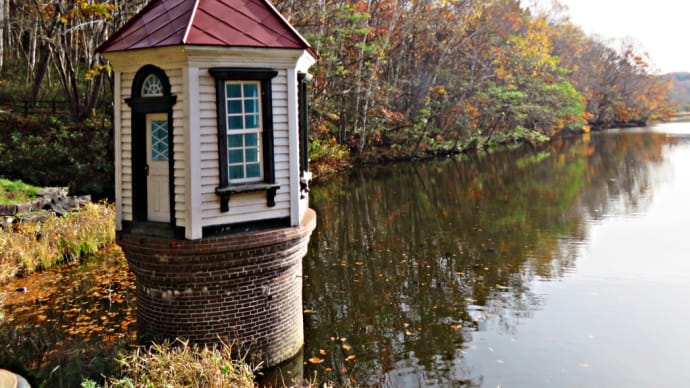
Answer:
[{"left": 146, "top": 113, "right": 170, "bottom": 222}]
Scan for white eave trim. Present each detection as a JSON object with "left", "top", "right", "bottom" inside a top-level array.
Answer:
[{"left": 182, "top": 0, "right": 201, "bottom": 44}]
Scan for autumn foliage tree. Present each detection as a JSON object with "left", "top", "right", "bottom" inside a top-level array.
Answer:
[
  {"left": 276, "top": 0, "right": 671, "bottom": 162},
  {"left": 0, "top": 0, "right": 675, "bottom": 160},
  {"left": 1, "top": 0, "right": 147, "bottom": 121}
]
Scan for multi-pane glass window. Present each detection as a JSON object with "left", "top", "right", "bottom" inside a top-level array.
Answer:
[
  {"left": 142, "top": 74, "right": 164, "bottom": 96},
  {"left": 225, "top": 81, "right": 262, "bottom": 182},
  {"left": 151, "top": 119, "right": 169, "bottom": 161}
]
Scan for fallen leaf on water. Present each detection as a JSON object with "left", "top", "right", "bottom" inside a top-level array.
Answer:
[
  {"left": 342, "top": 344, "right": 352, "bottom": 351},
  {"left": 340, "top": 337, "right": 347, "bottom": 342},
  {"left": 324, "top": 367, "right": 333, "bottom": 373},
  {"left": 450, "top": 323, "right": 462, "bottom": 330},
  {"left": 345, "top": 355, "right": 356, "bottom": 362},
  {"left": 303, "top": 308, "right": 314, "bottom": 314},
  {"left": 320, "top": 349, "right": 328, "bottom": 356},
  {"left": 308, "top": 356, "right": 324, "bottom": 364}
]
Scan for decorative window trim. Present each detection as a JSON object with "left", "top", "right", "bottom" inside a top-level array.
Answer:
[
  {"left": 298, "top": 72, "right": 312, "bottom": 199},
  {"left": 209, "top": 68, "right": 279, "bottom": 212}
]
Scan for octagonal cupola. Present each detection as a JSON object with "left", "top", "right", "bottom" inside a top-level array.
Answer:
[
  {"left": 100, "top": 0, "right": 316, "bottom": 240},
  {"left": 99, "top": 0, "right": 318, "bottom": 369}
]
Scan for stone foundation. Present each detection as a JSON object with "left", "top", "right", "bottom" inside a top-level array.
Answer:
[{"left": 117, "top": 209, "right": 316, "bottom": 367}]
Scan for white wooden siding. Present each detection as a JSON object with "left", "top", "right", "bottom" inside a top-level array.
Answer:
[
  {"left": 119, "top": 72, "right": 134, "bottom": 222},
  {"left": 197, "top": 66, "right": 292, "bottom": 227},
  {"left": 168, "top": 67, "right": 187, "bottom": 227},
  {"left": 108, "top": 46, "right": 315, "bottom": 235}
]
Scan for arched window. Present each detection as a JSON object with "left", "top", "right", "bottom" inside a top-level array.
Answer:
[{"left": 142, "top": 74, "right": 164, "bottom": 96}]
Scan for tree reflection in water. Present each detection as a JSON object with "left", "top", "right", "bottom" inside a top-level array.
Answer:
[{"left": 303, "top": 130, "right": 671, "bottom": 386}]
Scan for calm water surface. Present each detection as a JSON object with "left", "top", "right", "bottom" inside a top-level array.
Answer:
[{"left": 301, "top": 122, "right": 690, "bottom": 387}]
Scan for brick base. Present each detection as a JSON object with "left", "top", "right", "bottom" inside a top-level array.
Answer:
[{"left": 117, "top": 209, "right": 316, "bottom": 367}]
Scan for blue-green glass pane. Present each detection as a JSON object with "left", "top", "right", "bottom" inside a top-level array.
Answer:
[
  {"left": 243, "top": 83, "right": 258, "bottom": 98},
  {"left": 228, "top": 134, "right": 243, "bottom": 148},
  {"left": 228, "top": 116, "right": 243, "bottom": 130},
  {"left": 151, "top": 120, "right": 168, "bottom": 161},
  {"left": 227, "top": 100, "right": 242, "bottom": 114},
  {"left": 229, "top": 165, "right": 244, "bottom": 180},
  {"left": 229, "top": 149, "right": 244, "bottom": 163},
  {"left": 245, "top": 133, "right": 258, "bottom": 147},
  {"left": 246, "top": 163, "right": 261, "bottom": 178},
  {"left": 244, "top": 99, "right": 259, "bottom": 113},
  {"left": 245, "top": 114, "right": 259, "bottom": 129},
  {"left": 245, "top": 148, "right": 259, "bottom": 162},
  {"left": 226, "top": 84, "right": 241, "bottom": 98}
]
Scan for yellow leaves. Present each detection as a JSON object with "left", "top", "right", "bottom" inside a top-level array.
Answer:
[
  {"left": 345, "top": 355, "right": 357, "bottom": 362},
  {"left": 342, "top": 344, "right": 352, "bottom": 351}
]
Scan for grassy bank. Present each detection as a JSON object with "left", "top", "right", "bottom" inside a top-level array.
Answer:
[
  {"left": 0, "top": 202, "right": 115, "bottom": 282},
  {"left": 85, "top": 340, "right": 256, "bottom": 388},
  {"left": 0, "top": 179, "right": 41, "bottom": 205}
]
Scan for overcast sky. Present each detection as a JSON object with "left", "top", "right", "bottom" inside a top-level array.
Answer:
[{"left": 533, "top": 0, "right": 688, "bottom": 74}]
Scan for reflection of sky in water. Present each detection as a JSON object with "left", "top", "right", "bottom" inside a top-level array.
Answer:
[{"left": 458, "top": 125, "right": 690, "bottom": 387}]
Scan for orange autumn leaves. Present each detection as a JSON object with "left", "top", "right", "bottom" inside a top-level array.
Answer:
[
  {"left": 1, "top": 246, "right": 137, "bottom": 368},
  {"left": 307, "top": 336, "right": 357, "bottom": 372}
]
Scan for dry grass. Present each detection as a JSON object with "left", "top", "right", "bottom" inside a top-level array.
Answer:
[
  {"left": 0, "top": 202, "right": 115, "bottom": 282},
  {"left": 103, "top": 339, "right": 256, "bottom": 388}
]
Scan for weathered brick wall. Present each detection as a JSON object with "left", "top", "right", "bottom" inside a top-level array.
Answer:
[{"left": 117, "top": 209, "right": 316, "bottom": 367}]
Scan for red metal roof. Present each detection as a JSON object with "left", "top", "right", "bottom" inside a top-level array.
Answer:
[{"left": 99, "top": 0, "right": 314, "bottom": 56}]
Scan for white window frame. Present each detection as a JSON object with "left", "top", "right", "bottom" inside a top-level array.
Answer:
[{"left": 225, "top": 80, "right": 264, "bottom": 184}]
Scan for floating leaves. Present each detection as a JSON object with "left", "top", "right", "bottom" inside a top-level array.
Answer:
[
  {"left": 0, "top": 245, "right": 137, "bottom": 370},
  {"left": 306, "top": 335, "right": 358, "bottom": 375},
  {"left": 308, "top": 356, "right": 324, "bottom": 364}
]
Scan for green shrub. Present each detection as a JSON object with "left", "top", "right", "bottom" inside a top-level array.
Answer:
[
  {"left": 309, "top": 136, "right": 351, "bottom": 175},
  {"left": 0, "top": 114, "right": 114, "bottom": 199}
]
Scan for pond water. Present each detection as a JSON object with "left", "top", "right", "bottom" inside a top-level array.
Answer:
[
  {"left": 3, "top": 123, "right": 690, "bottom": 387},
  {"left": 301, "top": 122, "right": 690, "bottom": 387}
]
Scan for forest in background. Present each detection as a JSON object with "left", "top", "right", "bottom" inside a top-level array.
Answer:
[{"left": 0, "top": 0, "right": 676, "bottom": 180}]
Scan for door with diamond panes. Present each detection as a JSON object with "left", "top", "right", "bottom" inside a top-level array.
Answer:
[{"left": 146, "top": 113, "right": 170, "bottom": 222}]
